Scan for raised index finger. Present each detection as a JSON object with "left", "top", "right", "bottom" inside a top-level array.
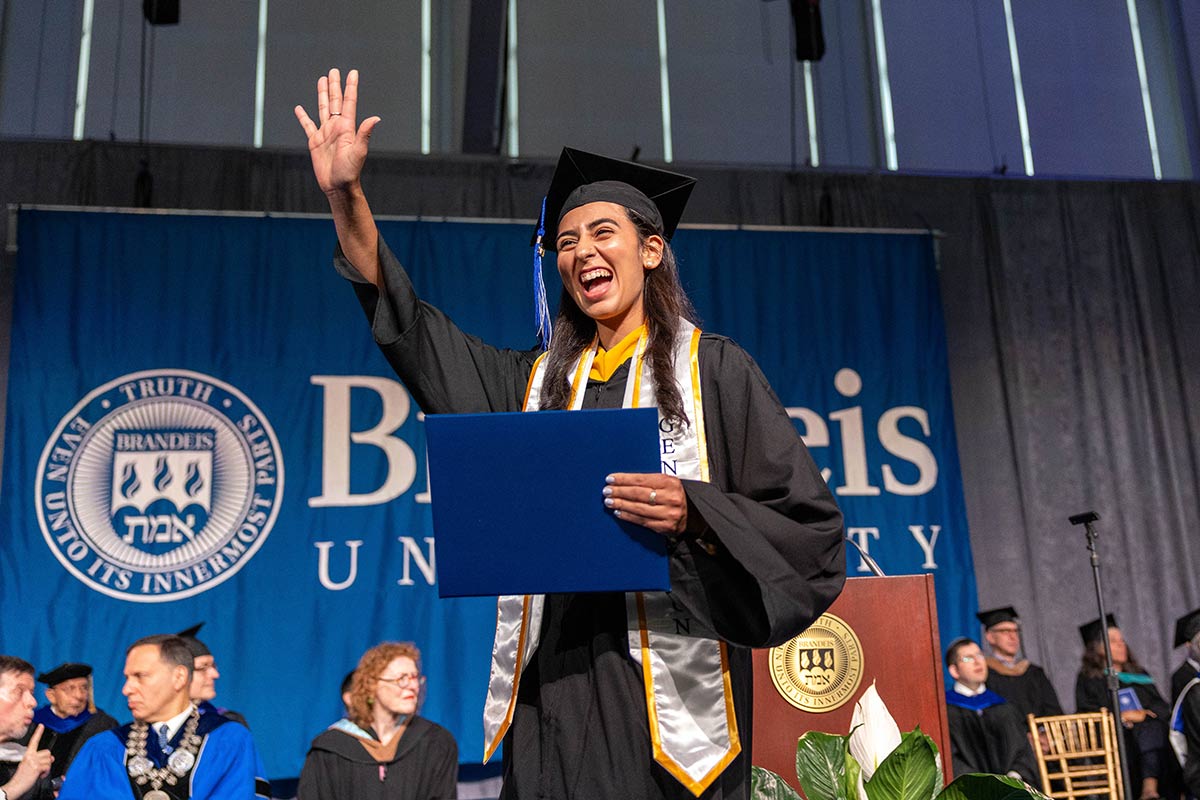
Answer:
[{"left": 27, "top": 723, "right": 43, "bottom": 750}]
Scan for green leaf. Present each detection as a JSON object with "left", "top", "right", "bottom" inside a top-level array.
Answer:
[
  {"left": 751, "top": 765, "right": 804, "bottom": 800},
  {"left": 863, "top": 729, "right": 940, "bottom": 800},
  {"left": 937, "top": 773, "right": 1049, "bottom": 800},
  {"left": 795, "top": 731, "right": 851, "bottom": 800},
  {"left": 843, "top": 746, "right": 864, "bottom": 800}
]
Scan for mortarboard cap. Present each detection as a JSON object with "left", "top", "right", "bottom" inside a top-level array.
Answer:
[
  {"left": 539, "top": 148, "right": 696, "bottom": 253},
  {"left": 1175, "top": 608, "right": 1200, "bottom": 648},
  {"left": 177, "top": 623, "right": 211, "bottom": 658},
  {"left": 37, "top": 662, "right": 92, "bottom": 686},
  {"left": 976, "top": 606, "right": 1020, "bottom": 630},
  {"left": 1078, "top": 614, "right": 1118, "bottom": 646}
]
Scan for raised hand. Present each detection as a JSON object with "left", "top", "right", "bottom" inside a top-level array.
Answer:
[
  {"left": 294, "top": 68, "right": 381, "bottom": 197},
  {"left": 2, "top": 724, "right": 53, "bottom": 797}
]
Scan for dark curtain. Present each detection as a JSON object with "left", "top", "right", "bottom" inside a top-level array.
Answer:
[{"left": 2, "top": 138, "right": 1197, "bottom": 710}]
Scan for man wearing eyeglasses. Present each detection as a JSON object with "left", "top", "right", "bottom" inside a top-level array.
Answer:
[
  {"left": 944, "top": 637, "right": 1039, "bottom": 784},
  {"left": 977, "top": 606, "right": 1063, "bottom": 719}
]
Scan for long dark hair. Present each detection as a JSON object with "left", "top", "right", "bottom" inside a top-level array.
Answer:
[
  {"left": 1079, "top": 638, "right": 1145, "bottom": 679},
  {"left": 539, "top": 207, "right": 699, "bottom": 426}
]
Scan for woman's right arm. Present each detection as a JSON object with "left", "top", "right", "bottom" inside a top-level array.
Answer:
[
  {"left": 296, "top": 69, "right": 537, "bottom": 414},
  {"left": 294, "top": 68, "right": 382, "bottom": 286}
]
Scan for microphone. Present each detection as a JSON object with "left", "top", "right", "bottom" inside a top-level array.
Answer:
[{"left": 844, "top": 536, "right": 886, "bottom": 577}]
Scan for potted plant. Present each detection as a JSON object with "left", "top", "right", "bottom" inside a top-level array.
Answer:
[{"left": 752, "top": 684, "right": 1050, "bottom": 800}]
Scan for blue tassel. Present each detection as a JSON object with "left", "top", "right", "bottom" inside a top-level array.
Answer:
[{"left": 533, "top": 197, "right": 553, "bottom": 350}]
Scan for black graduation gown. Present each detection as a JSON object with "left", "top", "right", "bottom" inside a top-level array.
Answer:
[
  {"left": 336, "top": 240, "right": 846, "bottom": 799},
  {"left": 297, "top": 718, "right": 458, "bottom": 800},
  {"left": 0, "top": 762, "right": 55, "bottom": 800},
  {"left": 945, "top": 701, "right": 1039, "bottom": 784},
  {"left": 1179, "top": 681, "right": 1200, "bottom": 797},
  {"left": 43, "top": 708, "right": 119, "bottom": 780},
  {"left": 985, "top": 659, "right": 1063, "bottom": 718},
  {"left": 1076, "top": 670, "right": 1175, "bottom": 785},
  {"left": 1172, "top": 659, "right": 1198, "bottom": 704}
]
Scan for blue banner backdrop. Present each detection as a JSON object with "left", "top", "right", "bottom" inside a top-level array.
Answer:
[{"left": 0, "top": 209, "right": 976, "bottom": 779}]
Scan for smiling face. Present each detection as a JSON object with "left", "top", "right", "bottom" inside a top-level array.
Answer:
[
  {"left": 0, "top": 669, "right": 36, "bottom": 741},
  {"left": 556, "top": 201, "right": 664, "bottom": 349},
  {"left": 47, "top": 676, "right": 91, "bottom": 717},
  {"left": 374, "top": 656, "right": 421, "bottom": 719}
]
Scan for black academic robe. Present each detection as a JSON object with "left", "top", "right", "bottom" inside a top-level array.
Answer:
[
  {"left": 0, "top": 761, "right": 55, "bottom": 800},
  {"left": 1076, "top": 670, "right": 1175, "bottom": 786},
  {"left": 985, "top": 659, "right": 1063, "bottom": 719},
  {"left": 337, "top": 240, "right": 846, "bottom": 800},
  {"left": 37, "top": 708, "right": 119, "bottom": 780},
  {"left": 945, "top": 701, "right": 1039, "bottom": 784},
  {"left": 298, "top": 718, "right": 458, "bottom": 800},
  {"left": 1179, "top": 682, "right": 1200, "bottom": 797},
  {"left": 1173, "top": 659, "right": 1199, "bottom": 704}
]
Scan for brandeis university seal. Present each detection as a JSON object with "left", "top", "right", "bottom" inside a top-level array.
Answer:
[
  {"left": 770, "top": 613, "right": 864, "bottom": 712},
  {"left": 36, "top": 369, "right": 283, "bottom": 602}
]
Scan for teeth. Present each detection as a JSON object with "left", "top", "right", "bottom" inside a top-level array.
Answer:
[{"left": 581, "top": 268, "right": 612, "bottom": 283}]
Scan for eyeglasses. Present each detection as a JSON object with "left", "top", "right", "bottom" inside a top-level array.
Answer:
[
  {"left": 375, "top": 673, "right": 425, "bottom": 687},
  {"left": 990, "top": 626, "right": 1020, "bottom": 635},
  {"left": 956, "top": 654, "right": 981, "bottom": 663}
]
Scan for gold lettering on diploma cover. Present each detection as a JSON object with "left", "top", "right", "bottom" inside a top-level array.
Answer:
[{"left": 769, "top": 613, "right": 863, "bottom": 712}]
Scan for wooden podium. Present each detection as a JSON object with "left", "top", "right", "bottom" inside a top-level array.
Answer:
[{"left": 751, "top": 575, "right": 952, "bottom": 792}]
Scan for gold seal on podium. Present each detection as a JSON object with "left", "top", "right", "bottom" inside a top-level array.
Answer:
[{"left": 769, "top": 612, "right": 864, "bottom": 712}]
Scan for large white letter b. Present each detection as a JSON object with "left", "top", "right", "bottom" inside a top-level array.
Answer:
[{"left": 309, "top": 376, "right": 417, "bottom": 507}]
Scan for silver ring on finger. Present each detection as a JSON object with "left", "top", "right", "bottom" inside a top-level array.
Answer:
[
  {"left": 649, "top": 490, "right": 657, "bottom": 506},
  {"left": 329, "top": 111, "right": 342, "bottom": 116}
]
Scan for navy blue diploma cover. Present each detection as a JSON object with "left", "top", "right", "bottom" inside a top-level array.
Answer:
[{"left": 425, "top": 407, "right": 669, "bottom": 598}]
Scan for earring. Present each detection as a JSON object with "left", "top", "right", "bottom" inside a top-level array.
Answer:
[{"left": 367, "top": 696, "right": 374, "bottom": 706}]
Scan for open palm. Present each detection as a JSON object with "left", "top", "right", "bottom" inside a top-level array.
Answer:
[{"left": 294, "top": 68, "right": 380, "bottom": 195}]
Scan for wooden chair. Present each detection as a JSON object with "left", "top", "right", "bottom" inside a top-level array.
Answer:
[{"left": 1027, "top": 710, "right": 1124, "bottom": 800}]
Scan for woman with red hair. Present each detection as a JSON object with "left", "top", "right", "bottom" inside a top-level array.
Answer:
[{"left": 299, "top": 642, "right": 457, "bottom": 799}]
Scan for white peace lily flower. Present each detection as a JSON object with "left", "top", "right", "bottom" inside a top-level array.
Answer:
[{"left": 848, "top": 682, "right": 902, "bottom": 780}]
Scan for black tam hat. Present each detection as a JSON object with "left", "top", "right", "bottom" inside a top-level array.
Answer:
[
  {"left": 1078, "top": 614, "right": 1118, "bottom": 646},
  {"left": 976, "top": 606, "right": 1019, "bottom": 630},
  {"left": 539, "top": 148, "right": 696, "bottom": 253},
  {"left": 1175, "top": 608, "right": 1200, "bottom": 648},
  {"left": 36, "top": 663, "right": 92, "bottom": 686},
  {"left": 177, "top": 623, "right": 211, "bottom": 658}
]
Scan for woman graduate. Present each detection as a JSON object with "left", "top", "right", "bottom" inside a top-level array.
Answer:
[
  {"left": 295, "top": 68, "right": 845, "bottom": 800},
  {"left": 1076, "top": 616, "right": 1177, "bottom": 800}
]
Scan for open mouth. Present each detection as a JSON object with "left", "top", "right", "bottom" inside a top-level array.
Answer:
[{"left": 579, "top": 267, "right": 613, "bottom": 297}]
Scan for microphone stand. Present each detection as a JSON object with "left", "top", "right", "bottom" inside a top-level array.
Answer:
[{"left": 1069, "top": 510, "right": 1132, "bottom": 799}]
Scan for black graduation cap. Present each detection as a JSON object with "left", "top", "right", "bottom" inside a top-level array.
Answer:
[
  {"left": 538, "top": 148, "right": 696, "bottom": 252},
  {"left": 177, "top": 622, "right": 211, "bottom": 658},
  {"left": 36, "top": 662, "right": 92, "bottom": 686},
  {"left": 1175, "top": 608, "right": 1200, "bottom": 648},
  {"left": 976, "top": 606, "right": 1019, "bottom": 630},
  {"left": 1078, "top": 614, "right": 1118, "bottom": 645}
]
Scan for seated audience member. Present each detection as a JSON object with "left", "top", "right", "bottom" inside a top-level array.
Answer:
[
  {"left": 177, "top": 624, "right": 248, "bottom": 726},
  {"left": 0, "top": 656, "right": 54, "bottom": 800},
  {"left": 1172, "top": 609, "right": 1200, "bottom": 703},
  {"left": 944, "top": 638, "right": 1039, "bottom": 784},
  {"left": 978, "top": 606, "right": 1063, "bottom": 718},
  {"left": 1076, "top": 615, "right": 1176, "bottom": 800},
  {"left": 298, "top": 642, "right": 457, "bottom": 799},
  {"left": 31, "top": 662, "right": 118, "bottom": 781},
  {"left": 58, "top": 634, "right": 270, "bottom": 799},
  {"left": 1170, "top": 625, "right": 1200, "bottom": 799}
]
